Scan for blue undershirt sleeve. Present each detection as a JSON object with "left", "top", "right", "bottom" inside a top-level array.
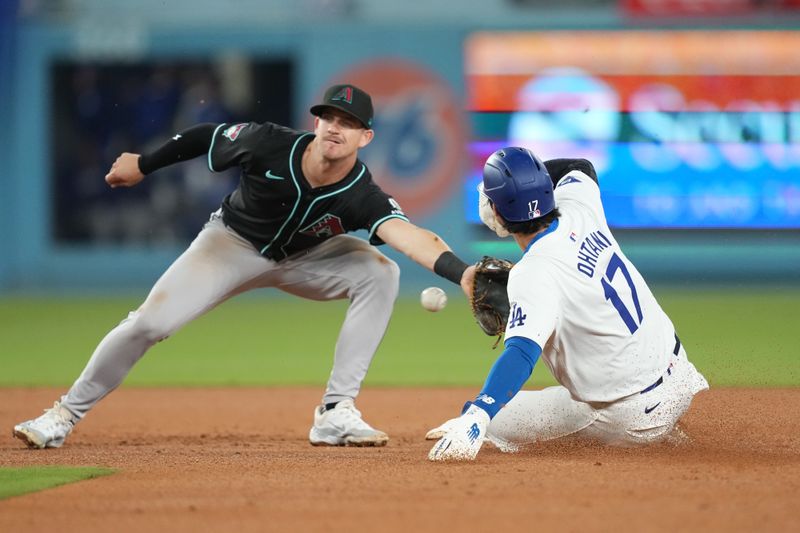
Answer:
[{"left": 469, "top": 336, "right": 542, "bottom": 419}]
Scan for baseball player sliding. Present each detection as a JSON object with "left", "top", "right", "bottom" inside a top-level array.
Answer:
[
  {"left": 427, "top": 148, "right": 709, "bottom": 461},
  {"left": 13, "top": 84, "right": 476, "bottom": 449}
]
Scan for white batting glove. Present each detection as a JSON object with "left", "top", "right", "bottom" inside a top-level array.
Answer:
[
  {"left": 428, "top": 404, "right": 490, "bottom": 462},
  {"left": 425, "top": 416, "right": 461, "bottom": 440}
]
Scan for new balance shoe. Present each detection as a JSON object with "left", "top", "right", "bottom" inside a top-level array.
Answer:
[
  {"left": 309, "top": 399, "right": 388, "bottom": 447},
  {"left": 13, "top": 401, "right": 77, "bottom": 449}
]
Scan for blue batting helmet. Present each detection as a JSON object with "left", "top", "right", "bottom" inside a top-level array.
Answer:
[{"left": 481, "top": 147, "right": 554, "bottom": 222}]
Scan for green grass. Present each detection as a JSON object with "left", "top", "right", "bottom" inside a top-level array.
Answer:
[
  {"left": 0, "top": 466, "right": 115, "bottom": 500},
  {"left": 0, "top": 288, "right": 798, "bottom": 388}
]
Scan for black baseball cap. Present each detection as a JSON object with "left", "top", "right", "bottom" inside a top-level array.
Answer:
[{"left": 310, "top": 84, "right": 374, "bottom": 129}]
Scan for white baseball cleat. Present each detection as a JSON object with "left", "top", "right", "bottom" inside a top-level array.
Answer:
[
  {"left": 309, "top": 399, "right": 389, "bottom": 447},
  {"left": 13, "top": 401, "right": 77, "bottom": 449}
]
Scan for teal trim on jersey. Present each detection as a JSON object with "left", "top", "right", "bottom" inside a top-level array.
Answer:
[
  {"left": 368, "top": 214, "right": 410, "bottom": 240},
  {"left": 260, "top": 133, "right": 313, "bottom": 256},
  {"left": 206, "top": 123, "right": 228, "bottom": 172},
  {"left": 279, "top": 163, "right": 370, "bottom": 256},
  {"left": 523, "top": 219, "right": 560, "bottom": 255}
]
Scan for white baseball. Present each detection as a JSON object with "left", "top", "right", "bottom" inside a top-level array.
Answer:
[{"left": 420, "top": 287, "right": 447, "bottom": 312}]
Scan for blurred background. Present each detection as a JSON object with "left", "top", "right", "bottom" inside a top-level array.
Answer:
[
  {"left": 1, "top": 0, "right": 800, "bottom": 292},
  {"left": 0, "top": 1, "right": 799, "bottom": 388}
]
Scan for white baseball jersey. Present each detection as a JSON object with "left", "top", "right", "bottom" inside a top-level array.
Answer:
[{"left": 504, "top": 171, "right": 677, "bottom": 403}]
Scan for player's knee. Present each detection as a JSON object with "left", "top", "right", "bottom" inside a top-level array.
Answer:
[
  {"left": 356, "top": 253, "right": 399, "bottom": 297},
  {"left": 373, "top": 254, "right": 400, "bottom": 295},
  {"left": 623, "top": 424, "right": 675, "bottom": 446},
  {"left": 124, "top": 308, "right": 172, "bottom": 344}
]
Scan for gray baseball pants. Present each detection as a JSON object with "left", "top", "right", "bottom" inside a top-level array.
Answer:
[{"left": 61, "top": 213, "right": 400, "bottom": 418}]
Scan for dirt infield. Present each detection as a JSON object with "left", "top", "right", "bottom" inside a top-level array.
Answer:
[{"left": 1, "top": 387, "right": 799, "bottom": 532}]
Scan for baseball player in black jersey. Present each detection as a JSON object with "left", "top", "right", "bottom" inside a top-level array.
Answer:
[{"left": 13, "top": 84, "right": 476, "bottom": 449}]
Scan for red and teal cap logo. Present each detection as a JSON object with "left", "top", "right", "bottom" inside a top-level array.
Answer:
[{"left": 310, "top": 84, "right": 374, "bottom": 128}]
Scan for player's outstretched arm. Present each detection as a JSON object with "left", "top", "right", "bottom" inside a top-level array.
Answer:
[
  {"left": 376, "top": 218, "right": 474, "bottom": 296},
  {"left": 105, "top": 153, "right": 145, "bottom": 188},
  {"left": 375, "top": 218, "right": 450, "bottom": 269},
  {"left": 105, "top": 123, "right": 218, "bottom": 189},
  {"left": 543, "top": 158, "right": 598, "bottom": 185},
  {"left": 427, "top": 337, "right": 541, "bottom": 461}
]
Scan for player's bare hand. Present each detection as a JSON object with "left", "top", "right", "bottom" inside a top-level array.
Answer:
[
  {"left": 460, "top": 265, "right": 476, "bottom": 299},
  {"left": 105, "top": 153, "right": 145, "bottom": 188}
]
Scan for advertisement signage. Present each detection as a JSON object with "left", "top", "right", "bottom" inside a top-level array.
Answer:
[{"left": 465, "top": 31, "right": 800, "bottom": 229}]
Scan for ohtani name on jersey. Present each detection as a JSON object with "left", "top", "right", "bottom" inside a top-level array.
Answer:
[{"left": 576, "top": 230, "right": 612, "bottom": 278}]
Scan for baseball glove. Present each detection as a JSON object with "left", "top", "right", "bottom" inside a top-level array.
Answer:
[{"left": 471, "top": 256, "right": 513, "bottom": 347}]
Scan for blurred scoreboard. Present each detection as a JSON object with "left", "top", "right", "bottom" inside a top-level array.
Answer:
[{"left": 464, "top": 31, "right": 800, "bottom": 229}]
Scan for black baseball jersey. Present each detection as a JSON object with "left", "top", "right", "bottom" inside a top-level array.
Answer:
[{"left": 207, "top": 121, "right": 409, "bottom": 261}]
